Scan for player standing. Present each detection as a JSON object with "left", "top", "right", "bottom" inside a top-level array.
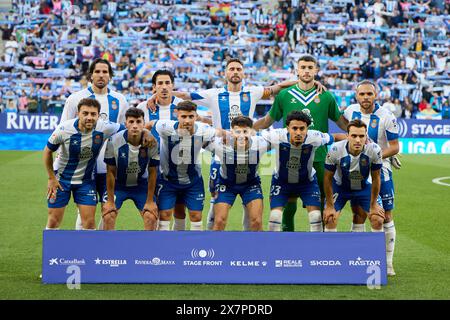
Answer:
[
  {"left": 149, "top": 58, "right": 299, "bottom": 231},
  {"left": 344, "top": 80, "right": 400, "bottom": 276},
  {"left": 61, "top": 59, "right": 129, "bottom": 230},
  {"left": 254, "top": 54, "right": 348, "bottom": 232},
  {"left": 43, "top": 98, "right": 125, "bottom": 230},
  {"left": 261, "top": 111, "right": 345, "bottom": 232}
]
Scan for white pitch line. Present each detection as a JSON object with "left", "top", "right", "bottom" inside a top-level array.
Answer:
[{"left": 432, "top": 177, "right": 450, "bottom": 187}]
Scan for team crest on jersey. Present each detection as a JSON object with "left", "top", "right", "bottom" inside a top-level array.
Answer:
[
  {"left": 228, "top": 105, "right": 242, "bottom": 123},
  {"left": 94, "top": 134, "right": 102, "bottom": 145},
  {"left": 314, "top": 95, "right": 320, "bottom": 103},
  {"left": 79, "top": 147, "right": 93, "bottom": 160},
  {"left": 111, "top": 100, "right": 118, "bottom": 110},
  {"left": 371, "top": 119, "right": 378, "bottom": 128},
  {"left": 242, "top": 93, "right": 249, "bottom": 102},
  {"left": 140, "top": 148, "right": 147, "bottom": 158},
  {"left": 360, "top": 158, "right": 368, "bottom": 167},
  {"left": 303, "top": 147, "right": 310, "bottom": 154}
]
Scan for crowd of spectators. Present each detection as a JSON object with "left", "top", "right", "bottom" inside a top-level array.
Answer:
[{"left": 0, "top": 0, "right": 448, "bottom": 119}]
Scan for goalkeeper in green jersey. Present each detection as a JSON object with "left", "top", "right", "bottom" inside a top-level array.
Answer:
[{"left": 254, "top": 54, "right": 348, "bottom": 231}]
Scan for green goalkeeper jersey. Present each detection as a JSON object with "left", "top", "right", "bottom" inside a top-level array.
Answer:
[{"left": 268, "top": 84, "right": 342, "bottom": 162}]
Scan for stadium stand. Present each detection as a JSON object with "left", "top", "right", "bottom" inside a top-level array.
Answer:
[{"left": 0, "top": 0, "right": 448, "bottom": 119}]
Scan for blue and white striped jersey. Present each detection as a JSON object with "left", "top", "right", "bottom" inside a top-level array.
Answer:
[
  {"left": 206, "top": 136, "right": 270, "bottom": 185},
  {"left": 104, "top": 130, "right": 160, "bottom": 187},
  {"left": 190, "top": 86, "right": 265, "bottom": 130},
  {"left": 325, "top": 140, "right": 383, "bottom": 191},
  {"left": 262, "top": 129, "right": 334, "bottom": 183},
  {"left": 344, "top": 103, "right": 399, "bottom": 180},
  {"left": 154, "top": 120, "right": 216, "bottom": 184},
  {"left": 47, "top": 119, "right": 124, "bottom": 185},
  {"left": 136, "top": 96, "right": 182, "bottom": 123},
  {"left": 60, "top": 86, "right": 130, "bottom": 174},
  {"left": 137, "top": 96, "right": 182, "bottom": 143}
]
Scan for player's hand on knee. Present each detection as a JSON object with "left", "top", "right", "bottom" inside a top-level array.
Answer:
[
  {"left": 391, "top": 154, "right": 402, "bottom": 169},
  {"left": 143, "top": 201, "right": 158, "bottom": 218},
  {"left": 369, "top": 204, "right": 385, "bottom": 221},
  {"left": 324, "top": 207, "right": 337, "bottom": 225},
  {"left": 103, "top": 201, "right": 117, "bottom": 216},
  {"left": 314, "top": 80, "right": 327, "bottom": 94},
  {"left": 47, "top": 177, "right": 63, "bottom": 199},
  {"left": 146, "top": 95, "right": 157, "bottom": 112}
]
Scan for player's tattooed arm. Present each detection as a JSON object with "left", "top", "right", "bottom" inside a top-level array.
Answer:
[
  {"left": 264, "top": 80, "right": 296, "bottom": 98},
  {"left": 43, "top": 147, "right": 64, "bottom": 199}
]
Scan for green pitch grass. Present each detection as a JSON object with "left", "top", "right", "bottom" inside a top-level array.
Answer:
[{"left": 1, "top": 151, "right": 449, "bottom": 299}]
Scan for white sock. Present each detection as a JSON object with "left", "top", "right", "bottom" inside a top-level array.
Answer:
[
  {"left": 206, "top": 199, "right": 215, "bottom": 230},
  {"left": 97, "top": 218, "right": 104, "bottom": 230},
  {"left": 351, "top": 223, "right": 366, "bottom": 232},
  {"left": 158, "top": 220, "right": 170, "bottom": 231},
  {"left": 384, "top": 221, "right": 396, "bottom": 265},
  {"left": 268, "top": 209, "right": 282, "bottom": 231},
  {"left": 45, "top": 226, "right": 59, "bottom": 230},
  {"left": 173, "top": 218, "right": 186, "bottom": 231},
  {"left": 190, "top": 221, "right": 203, "bottom": 231},
  {"left": 242, "top": 207, "right": 250, "bottom": 231},
  {"left": 371, "top": 227, "right": 384, "bottom": 232},
  {"left": 325, "top": 227, "right": 337, "bottom": 232},
  {"left": 75, "top": 211, "right": 83, "bottom": 230},
  {"left": 308, "top": 210, "right": 323, "bottom": 232}
]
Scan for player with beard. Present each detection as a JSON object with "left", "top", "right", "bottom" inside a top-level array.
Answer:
[
  {"left": 147, "top": 58, "right": 313, "bottom": 231},
  {"left": 60, "top": 59, "right": 129, "bottom": 230},
  {"left": 254, "top": 54, "right": 348, "bottom": 232}
]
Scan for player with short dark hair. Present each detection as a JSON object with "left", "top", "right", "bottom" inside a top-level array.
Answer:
[
  {"left": 43, "top": 98, "right": 126, "bottom": 230},
  {"left": 344, "top": 80, "right": 400, "bottom": 276},
  {"left": 323, "top": 119, "right": 385, "bottom": 234},
  {"left": 103, "top": 107, "right": 160, "bottom": 230},
  {"left": 254, "top": 54, "right": 348, "bottom": 232}
]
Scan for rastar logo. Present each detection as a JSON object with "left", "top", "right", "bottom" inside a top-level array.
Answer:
[{"left": 348, "top": 257, "right": 381, "bottom": 266}]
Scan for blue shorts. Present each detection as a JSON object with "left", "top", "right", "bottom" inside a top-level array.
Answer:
[
  {"left": 157, "top": 178, "right": 205, "bottom": 211},
  {"left": 112, "top": 183, "right": 148, "bottom": 211},
  {"left": 48, "top": 180, "right": 97, "bottom": 208},
  {"left": 215, "top": 180, "right": 263, "bottom": 206},
  {"left": 95, "top": 173, "right": 107, "bottom": 203},
  {"left": 209, "top": 158, "right": 221, "bottom": 193},
  {"left": 332, "top": 182, "right": 372, "bottom": 213},
  {"left": 269, "top": 175, "right": 321, "bottom": 209},
  {"left": 380, "top": 178, "right": 395, "bottom": 211}
]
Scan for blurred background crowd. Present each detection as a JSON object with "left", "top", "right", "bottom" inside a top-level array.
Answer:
[{"left": 0, "top": 0, "right": 448, "bottom": 119}]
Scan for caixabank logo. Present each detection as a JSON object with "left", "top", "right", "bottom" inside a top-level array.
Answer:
[
  {"left": 48, "top": 258, "right": 86, "bottom": 266},
  {"left": 183, "top": 248, "right": 223, "bottom": 266}
]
